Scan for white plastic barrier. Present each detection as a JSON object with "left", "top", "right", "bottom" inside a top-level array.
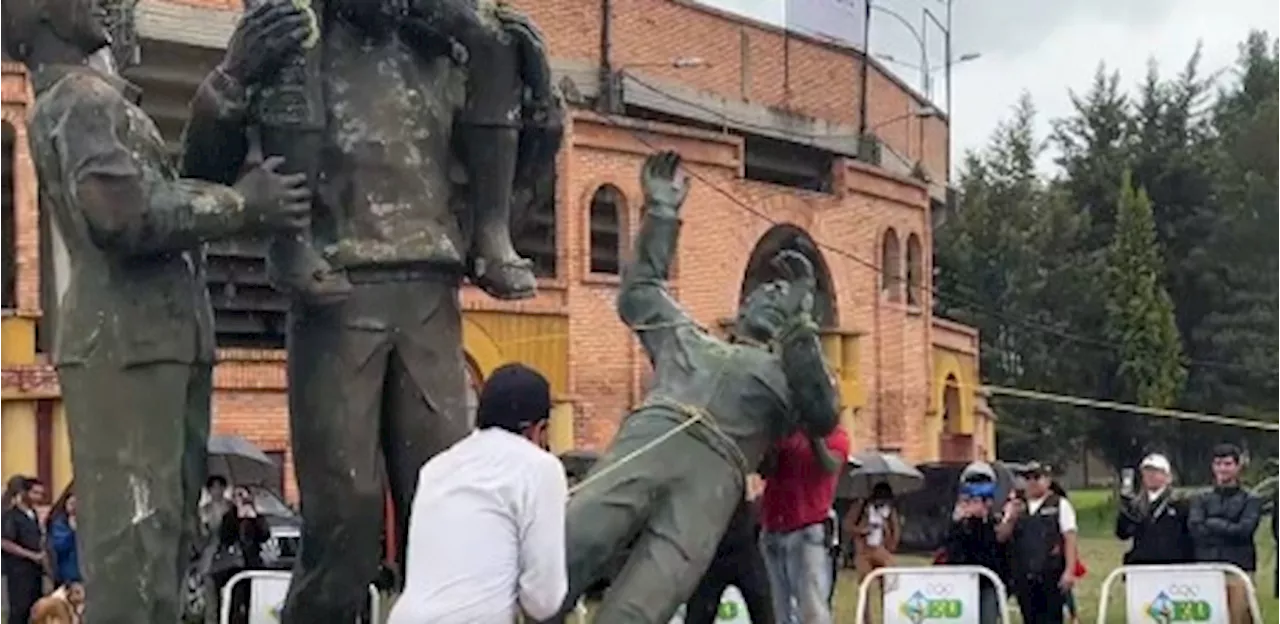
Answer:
[
  {"left": 670, "top": 585, "right": 753, "bottom": 623},
  {"left": 855, "top": 566, "right": 1011, "bottom": 624},
  {"left": 219, "top": 569, "right": 381, "bottom": 624},
  {"left": 1096, "top": 563, "right": 1262, "bottom": 624}
]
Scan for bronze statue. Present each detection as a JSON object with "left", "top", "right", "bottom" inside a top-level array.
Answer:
[
  {"left": 543, "top": 152, "right": 840, "bottom": 623},
  {"left": 2, "top": 0, "right": 312, "bottom": 619},
  {"left": 182, "top": 0, "right": 563, "bottom": 619}
]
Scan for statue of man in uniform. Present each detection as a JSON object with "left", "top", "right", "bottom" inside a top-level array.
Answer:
[
  {"left": 543, "top": 152, "right": 841, "bottom": 623},
  {"left": 1, "top": 0, "right": 313, "bottom": 619},
  {"left": 182, "top": 0, "right": 562, "bottom": 620}
]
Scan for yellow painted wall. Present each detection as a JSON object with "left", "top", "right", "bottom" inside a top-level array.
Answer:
[
  {"left": 1, "top": 401, "right": 37, "bottom": 483},
  {"left": 462, "top": 310, "right": 575, "bottom": 452},
  {"left": 52, "top": 401, "right": 72, "bottom": 492},
  {"left": 820, "top": 332, "right": 866, "bottom": 411},
  {"left": 1, "top": 315, "right": 36, "bottom": 365}
]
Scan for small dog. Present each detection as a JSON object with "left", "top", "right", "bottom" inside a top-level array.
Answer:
[{"left": 30, "top": 582, "right": 84, "bottom": 624}]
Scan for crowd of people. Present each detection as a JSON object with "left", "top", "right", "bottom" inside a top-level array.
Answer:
[{"left": 1, "top": 476, "right": 83, "bottom": 623}]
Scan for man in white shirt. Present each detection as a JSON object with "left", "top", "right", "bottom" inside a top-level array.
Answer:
[
  {"left": 997, "top": 462, "right": 1077, "bottom": 624},
  {"left": 388, "top": 363, "right": 569, "bottom": 624}
]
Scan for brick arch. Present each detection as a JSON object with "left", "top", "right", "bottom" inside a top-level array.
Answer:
[
  {"left": 738, "top": 223, "right": 838, "bottom": 328},
  {"left": 905, "top": 232, "right": 923, "bottom": 305}
]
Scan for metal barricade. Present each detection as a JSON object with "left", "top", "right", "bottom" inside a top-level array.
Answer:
[
  {"left": 219, "top": 569, "right": 381, "bottom": 624},
  {"left": 1096, "top": 562, "right": 1262, "bottom": 623},
  {"left": 855, "top": 565, "right": 1011, "bottom": 624}
]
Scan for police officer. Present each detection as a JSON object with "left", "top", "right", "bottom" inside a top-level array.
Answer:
[{"left": 996, "top": 462, "right": 1078, "bottom": 624}]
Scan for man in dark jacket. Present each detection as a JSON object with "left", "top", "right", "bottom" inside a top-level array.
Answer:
[
  {"left": 1115, "top": 454, "right": 1192, "bottom": 565},
  {"left": 1188, "top": 443, "right": 1262, "bottom": 623},
  {"left": 942, "top": 462, "right": 1006, "bottom": 624}
]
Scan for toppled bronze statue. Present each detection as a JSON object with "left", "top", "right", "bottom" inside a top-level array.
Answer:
[
  {"left": 182, "top": 0, "right": 563, "bottom": 619},
  {"left": 3, "top": 0, "right": 312, "bottom": 619},
  {"left": 544, "top": 152, "right": 840, "bottom": 623}
]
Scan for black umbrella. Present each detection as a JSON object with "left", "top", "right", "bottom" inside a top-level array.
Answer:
[
  {"left": 207, "top": 434, "right": 281, "bottom": 493},
  {"left": 844, "top": 451, "right": 925, "bottom": 499}
]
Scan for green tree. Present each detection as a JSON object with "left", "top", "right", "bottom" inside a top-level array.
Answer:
[
  {"left": 935, "top": 95, "right": 1094, "bottom": 468},
  {"left": 1091, "top": 172, "right": 1188, "bottom": 469}
]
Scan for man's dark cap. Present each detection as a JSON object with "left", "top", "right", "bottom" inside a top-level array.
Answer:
[{"left": 476, "top": 363, "right": 552, "bottom": 433}]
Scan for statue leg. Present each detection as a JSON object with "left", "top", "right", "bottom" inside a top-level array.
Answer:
[
  {"left": 380, "top": 279, "right": 472, "bottom": 573},
  {"left": 459, "top": 33, "right": 537, "bottom": 301},
  {"left": 260, "top": 127, "right": 351, "bottom": 305},
  {"left": 593, "top": 437, "right": 742, "bottom": 624},
  {"left": 61, "top": 361, "right": 208, "bottom": 624},
  {"left": 280, "top": 292, "right": 393, "bottom": 623}
]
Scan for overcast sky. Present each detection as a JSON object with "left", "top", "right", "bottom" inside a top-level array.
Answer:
[{"left": 700, "top": 0, "right": 1278, "bottom": 174}]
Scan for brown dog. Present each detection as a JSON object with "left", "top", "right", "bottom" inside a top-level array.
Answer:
[{"left": 29, "top": 583, "right": 84, "bottom": 624}]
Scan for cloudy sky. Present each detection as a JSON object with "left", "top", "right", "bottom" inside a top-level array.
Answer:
[{"left": 701, "top": 0, "right": 1278, "bottom": 174}]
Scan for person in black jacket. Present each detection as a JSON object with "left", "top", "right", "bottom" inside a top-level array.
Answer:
[
  {"left": 1115, "top": 453, "right": 1192, "bottom": 565},
  {"left": 213, "top": 486, "right": 271, "bottom": 624},
  {"left": 940, "top": 462, "right": 1006, "bottom": 624},
  {"left": 1188, "top": 443, "right": 1262, "bottom": 624}
]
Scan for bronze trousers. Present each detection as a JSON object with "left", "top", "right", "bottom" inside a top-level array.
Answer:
[
  {"left": 280, "top": 277, "right": 472, "bottom": 622},
  {"left": 60, "top": 360, "right": 212, "bottom": 624}
]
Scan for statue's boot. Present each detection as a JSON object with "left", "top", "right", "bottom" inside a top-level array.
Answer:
[{"left": 461, "top": 121, "right": 537, "bottom": 301}]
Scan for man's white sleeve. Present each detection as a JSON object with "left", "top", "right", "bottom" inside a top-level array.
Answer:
[
  {"left": 1058, "top": 498, "right": 1078, "bottom": 534},
  {"left": 518, "top": 455, "right": 570, "bottom": 620}
]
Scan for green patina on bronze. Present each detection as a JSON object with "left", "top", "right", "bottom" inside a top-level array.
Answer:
[
  {"left": 182, "top": 1, "right": 564, "bottom": 620},
  {"left": 4, "top": 0, "right": 314, "bottom": 619},
  {"left": 545, "top": 152, "right": 841, "bottom": 624}
]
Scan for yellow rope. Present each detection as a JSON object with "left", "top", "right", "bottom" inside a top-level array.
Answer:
[
  {"left": 567, "top": 411, "right": 705, "bottom": 496},
  {"left": 985, "top": 385, "right": 1280, "bottom": 432}
]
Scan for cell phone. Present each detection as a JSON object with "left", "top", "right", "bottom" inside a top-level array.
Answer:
[{"left": 1120, "top": 468, "right": 1135, "bottom": 497}]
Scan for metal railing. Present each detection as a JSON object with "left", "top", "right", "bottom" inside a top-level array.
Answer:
[
  {"left": 855, "top": 565, "right": 1011, "bottom": 623},
  {"left": 1096, "top": 562, "right": 1262, "bottom": 623},
  {"left": 219, "top": 569, "right": 381, "bottom": 624}
]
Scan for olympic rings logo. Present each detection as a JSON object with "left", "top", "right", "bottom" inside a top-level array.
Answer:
[
  {"left": 1165, "top": 585, "right": 1199, "bottom": 598},
  {"left": 925, "top": 584, "right": 953, "bottom": 596}
]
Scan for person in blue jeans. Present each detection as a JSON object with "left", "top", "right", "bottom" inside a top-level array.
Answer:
[
  {"left": 46, "top": 482, "right": 81, "bottom": 586},
  {"left": 758, "top": 426, "right": 850, "bottom": 624}
]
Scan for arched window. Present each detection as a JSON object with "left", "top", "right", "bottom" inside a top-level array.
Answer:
[
  {"left": 905, "top": 233, "right": 923, "bottom": 306},
  {"left": 3, "top": 121, "right": 15, "bottom": 310},
  {"left": 942, "top": 374, "right": 961, "bottom": 434},
  {"left": 880, "top": 228, "right": 901, "bottom": 302},
  {"left": 514, "top": 171, "right": 558, "bottom": 279},
  {"left": 588, "top": 184, "right": 625, "bottom": 275}
]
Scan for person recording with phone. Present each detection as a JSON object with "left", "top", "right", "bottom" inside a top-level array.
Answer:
[
  {"left": 214, "top": 486, "right": 270, "bottom": 624},
  {"left": 1115, "top": 453, "right": 1192, "bottom": 565},
  {"left": 939, "top": 462, "right": 1006, "bottom": 624}
]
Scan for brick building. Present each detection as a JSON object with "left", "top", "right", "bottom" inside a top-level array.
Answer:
[{"left": 0, "top": 0, "right": 994, "bottom": 501}]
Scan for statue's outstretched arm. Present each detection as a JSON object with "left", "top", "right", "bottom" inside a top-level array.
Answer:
[
  {"left": 778, "top": 314, "right": 840, "bottom": 439},
  {"left": 617, "top": 152, "right": 693, "bottom": 364},
  {"left": 61, "top": 82, "right": 250, "bottom": 256},
  {"left": 180, "top": 67, "right": 250, "bottom": 186}
]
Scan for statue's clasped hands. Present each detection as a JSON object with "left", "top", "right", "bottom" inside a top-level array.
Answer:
[{"left": 640, "top": 151, "right": 690, "bottom": 214}]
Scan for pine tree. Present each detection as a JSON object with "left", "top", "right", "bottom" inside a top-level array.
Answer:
[{"left": 1095, "top": 171, "right": 1187, "bottom": 467}]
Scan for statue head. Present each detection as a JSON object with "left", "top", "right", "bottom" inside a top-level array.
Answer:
[
  {"left": 2, "top": 0, "right": 111, "bottom": 66},
  {"left": 733, "top": 279, "right": 793, "bottom": 346}
]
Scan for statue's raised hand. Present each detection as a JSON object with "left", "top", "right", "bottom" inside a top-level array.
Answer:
[
  {"left": 641, "top": 151, "right": 690, "bottom": 213},
  {"left": 771, "top": 250, "right": 816, "bottom": 317},
  {"left": 221, "top": 0, "right": 310, "bottom": 85}
]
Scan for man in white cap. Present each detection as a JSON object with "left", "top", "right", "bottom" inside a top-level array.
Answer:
[{"left": 1115, "top": 453, "right": 1193, "bottom": 565}]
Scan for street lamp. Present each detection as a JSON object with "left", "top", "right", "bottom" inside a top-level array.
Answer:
[
  {"left": 876, "top": 52, "right": 981, "bottom": 75},
  {"left": 869, "top": 105, "right": 942, "bottom": 132},
  {"left": 622, "top": 57, "right": 712, "bottom": 70}
]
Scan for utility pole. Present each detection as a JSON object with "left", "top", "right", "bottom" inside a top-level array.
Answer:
[
  {"left": 944, "top": 0, "right": 953, "bottom": 177},
  {"left": 857, "top": 0, "right": 872, "bottom": 140}
]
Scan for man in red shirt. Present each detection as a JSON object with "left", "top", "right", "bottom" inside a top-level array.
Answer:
[{"left": 759, "top": 425, "right": 851, "bottom": 624}]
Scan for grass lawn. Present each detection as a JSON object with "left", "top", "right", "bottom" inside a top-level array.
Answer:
[{"left": 833, "top": 489, "right": 1279, "bottom": 622}]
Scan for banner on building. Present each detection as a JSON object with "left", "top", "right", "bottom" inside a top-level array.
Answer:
[
  {"left": 785, "top": 0, "right": 868, "bottom": 50},
  {"left": 881, "top": 569, "right": 981, "bottom": 624},
  {"left": 1124, "top": 568, "right": 1227, "bottom": 623}
]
